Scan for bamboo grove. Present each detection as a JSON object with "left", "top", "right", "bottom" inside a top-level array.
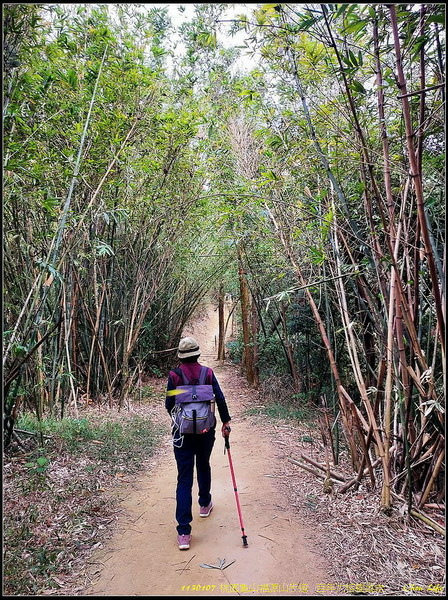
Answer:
[
  {"left": 3, "top": 3, "right": 233, "bottom": 425},
  {"left": 3, "top": 4, "right": 445, "bottom": 512}
]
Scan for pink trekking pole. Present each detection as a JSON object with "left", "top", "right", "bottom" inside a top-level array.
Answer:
[{"left": 224, "top": 434, "right": 248, "bottom": 547}]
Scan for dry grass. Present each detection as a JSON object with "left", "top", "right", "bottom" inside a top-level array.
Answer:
[
  {"left": 244, "top": 396, "right": 446, "bottom": 597},
  {"left": 3, "top": 380, "right": 168, "bottom": 596}
]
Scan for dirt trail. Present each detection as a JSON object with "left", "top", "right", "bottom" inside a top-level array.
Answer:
[{"left": 86, "top": 306, "right": 332, "bottom": 596}]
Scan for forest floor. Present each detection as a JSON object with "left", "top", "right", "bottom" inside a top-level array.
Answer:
[{"left": 4, "top": 303, "right": 445, "bottom": 596}]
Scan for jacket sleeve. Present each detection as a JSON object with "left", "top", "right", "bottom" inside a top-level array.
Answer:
[
  {"left": 211, "top": 372, "right": 231, "bottom": 424},
  {"left": 165, "top": 371, "right": 177, "bottom": 415}
]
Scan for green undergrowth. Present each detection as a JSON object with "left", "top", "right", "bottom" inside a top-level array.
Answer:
[
  {"left": 245, "top": 401, "right": 315, "bottom": 423},
  {"left": 4, "top": 407, "right": 164, "bottom": 595},
  {"left": 16, "top": 411, "right": 161, "bottom": 468},
  {"left": 244, "top": 402, "right": 321, "bottom": 448}
]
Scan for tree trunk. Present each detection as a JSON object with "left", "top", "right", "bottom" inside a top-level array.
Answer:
[
  {"left": 238, "top": 244, "right": 256, "bottom": 385},
  {"left": 217, "top": 284, "right": 226, "bottom": 361}
]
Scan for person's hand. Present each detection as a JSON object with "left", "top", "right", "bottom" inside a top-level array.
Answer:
[{"left": 222, "top": 422, "right": 231, "bottom": 437}]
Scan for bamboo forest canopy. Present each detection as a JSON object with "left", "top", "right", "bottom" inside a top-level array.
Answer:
[{"left": 3, "top": 3, "right": 445, "bottom": 509}]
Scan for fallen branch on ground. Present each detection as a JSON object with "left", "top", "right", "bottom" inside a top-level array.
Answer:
[
  {"left": 339, "top": 458, "right": 382, "bottom": 493},
  {"left": 14, "top": 428, "right": 53, "bottom": 439},
  {"left": 299, "top": 453, "right": 346, "bottom": 481},
  {"left": 287, "top": 457, "right": 326, "bottom": 480},
  {"left": 410, "top": 509, "right": 445, "bottom": 537}
]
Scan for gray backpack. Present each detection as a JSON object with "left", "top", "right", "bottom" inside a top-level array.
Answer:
[{"left": 173, "top": 367, "right": 216, "bottom": 434}]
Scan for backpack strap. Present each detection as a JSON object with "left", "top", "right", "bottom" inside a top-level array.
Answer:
[
  {"left": 198, "top": 366, "right": 208, "bottom": 385},
  {"left": 180, "top": 368, "right": 190, "bottom": 385},
  {"left": 173, "top": 367, "right": 188, "bottom": 385}
]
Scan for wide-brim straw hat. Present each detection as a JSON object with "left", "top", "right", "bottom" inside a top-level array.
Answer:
[{"left": 177, "top": 336, "right": 201, "bottom": 359}]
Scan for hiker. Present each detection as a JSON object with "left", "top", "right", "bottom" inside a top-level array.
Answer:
[{"left": 166, "top": 336, "right": 231, "bottom": 550}]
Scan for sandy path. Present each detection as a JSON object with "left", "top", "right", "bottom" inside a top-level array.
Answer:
[{"left": 86, "top": 305, "right": 332, "bottom": 596}]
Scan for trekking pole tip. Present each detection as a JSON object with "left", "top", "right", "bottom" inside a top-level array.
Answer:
[{"left": 242, "top": 535, "right": 248, "bottom": 547}]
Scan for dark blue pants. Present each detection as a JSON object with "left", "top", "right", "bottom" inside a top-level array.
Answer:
[{"left": 173, "top": 429, "right": 215, "bottom": 535}]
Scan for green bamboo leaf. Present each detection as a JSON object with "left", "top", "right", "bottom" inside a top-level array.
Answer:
[
  {"left": 308, "top": 246, "right": 326, "bottom": 265},
  {"left": 351, "top": 80, "right": 366, "bottom": 94},
  {"left": 335, "top": 4, "right": 349, "bottom": 18},
  {"left": 261, "top": 170, "right": 279, "bottom": 181},
  {"left": 42, "top": 196, "right": 60, "bottom": 216},
  {"left": 343, "top": 19, "right": 368, "bottom": 36},
  {"left": 297, "top": 15, "right": 317, "bottom": 31},
  {"left": 95, "top": 241, "right": 115, "bottom": 257},
  {"left": 197, "top": 30, "right": 217, "bottom": 49},
  {"left": 426, "top": 14, "right": 445, "bottom": 24},
  {"left": 12, "top": 344, "right": 29, "bottom": 358},
  {"left": 411, "top": 37, "right": 428, "bottom": 59},
  {"left": 341, "top": 54, "right": 355, "bottom": 68},
  {"left": 348, "top": 50, "right": 358, "bottom": 67},
  {"left": 266, "top": 134, "right": 283, "bottom": 149}
]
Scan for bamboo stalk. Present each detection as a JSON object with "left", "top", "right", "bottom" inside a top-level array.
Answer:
[
  {"left": 57, "top": 116, "right": 140, "bottom": 269},
  {"left": 388, "top": 5, "right": 445, "bottom": 354},
  {"left": 418, "top": 448, "right": 445, "bottom": 508},
  {"left": 51, "top": 45, "right": 108, "bottom": 267},
  {"left": 3, "top": 271, "right": 40, "bottom": 366},
  {"left": 397, "top": 83, "right": 445, "bottom": 99},
  {"left": 86, "top": 281, "right": 106, "bottom": 400},
  {"left": 217, "top": 283, "right": 225, "bottom": 361},
  {"left": 287, "top": 457, "right": 326, "bottom": 480},
  {"left": 238, "top": 242, "right": 256, "bottom": 384},
  {"left": 410, "top": 509, "right": 445, "bottom": 537},
  {"left": 4, "top": 316, "right": 63, "bottom": 390},
  {"left": 382, "top": 220, "right": 403, "bottom": 507},
  {"left": 62, "top": 285, "right": 78, "bottom": 418},
  {"left": 299, "top": 453, "right": 346, "bottom": 482},
  {"left": 265, "top": 204, "right": 361, "bottom": 470},
  {"left": 339, "top": 458, "right": 382, "bottom": 494},
  {"left": 349, "top": 402, "right": 376, "bottom": 488},
  {"left": 321, "top": 397, "right": 338, "bottom": 465},
  {"left": 331, "top": 217, "right": 383, "bottom": 452},
  {"left": 14, "top": 428, "right": 53, "bottom": 439}
]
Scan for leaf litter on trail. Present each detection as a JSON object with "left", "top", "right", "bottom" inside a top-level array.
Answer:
[{"left": 199, "top": 557, "right": 235, "bottom": 570}]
